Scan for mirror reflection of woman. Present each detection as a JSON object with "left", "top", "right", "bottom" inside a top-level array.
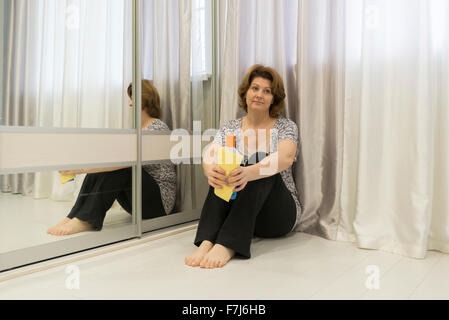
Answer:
[
  {"left": 47, "top": 80, "right": 176, "bottom": 236},
  {"left": 185, "top": 64, "right": 301, "bottom": 269}
]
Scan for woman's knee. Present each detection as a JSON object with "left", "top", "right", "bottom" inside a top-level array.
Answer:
[
  {"left": 254, "top": 208, "right": 296, "bottom": 238},
  {"left": 254, "top": 222, "right": 293, "bottom": 238}
]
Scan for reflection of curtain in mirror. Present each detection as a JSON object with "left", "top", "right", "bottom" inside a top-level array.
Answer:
[
  {"left": 220, "top": 0, "right": 449, "bottom": 258},
  {"left": 190, "top": 0, "right": 213, "bottom": 210},
  {"left": 191, "top": 0, "right": 212, "bottom": 129},
  {"left": 1, "top": 0, "right": 132, "bottom": 200},
  {"left": 142, "top": 0, "right": 193, "bottom": 212}
]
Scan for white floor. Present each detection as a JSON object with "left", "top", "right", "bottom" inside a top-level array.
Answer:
[
  {"left": 0, "top": 193, "right": 132, "bottom": 253},
  {"left": 1, "top": 227, "right": 448, "bottom": 300}
]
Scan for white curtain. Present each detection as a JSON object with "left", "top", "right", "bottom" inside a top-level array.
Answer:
[
  {"left": 142, "top": 0, "right": 193, "bottom": 213},
  {"left": 337, "top": 0, "right": 449, "bottom": 258},
  {"left": 191, "top": 0, "right": 212, "bottom": 129},
  {"left": 219, "top": 0, "right": 449, "bottom": 258},
  {"left": 294, "top": 0, "right": 345, "bottom": 240},
  {"left": 149, "top": 0, "right": 191, "bottom": 131},
  {"left": 1, "top": 0, "right": 133, "bottom": 201}
]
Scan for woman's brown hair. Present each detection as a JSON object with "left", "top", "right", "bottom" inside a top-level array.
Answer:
[
  {"left": 127, "top": 79, "right": 161, "bottom": 119},
  {"left": 238, "top": 64, "right": 286, "bottom": 118}
]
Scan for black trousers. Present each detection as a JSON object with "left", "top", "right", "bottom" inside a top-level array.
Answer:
[
  {"left": 67, "top": 168, "right": 166, "bottom": 230},
  {"left": 194, "top": 172, "right": 297, "bottom": 259}
]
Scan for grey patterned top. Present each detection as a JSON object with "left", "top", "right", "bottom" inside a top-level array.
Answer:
[
  {"left": 143, "top": 119, "right": 176, "bottom": 215},
  {"left": 213, "top": 117, "right": 302, "bottom": 230}
]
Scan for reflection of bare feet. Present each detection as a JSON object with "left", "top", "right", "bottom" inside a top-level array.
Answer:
[
  {"left": 47, "top": 218, "right": 71, "bottom": 235},
  {"left": 47, "top": 218, "right": 94, "bottom": 236},
  {"left": 185, "top": 240, "right": 214, "bottom": 267},
  {"left": 199, "top": 244, "right": 235, "bottom": 269}
]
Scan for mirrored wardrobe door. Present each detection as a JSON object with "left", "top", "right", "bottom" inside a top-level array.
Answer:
[{"left": 0, "top": 0, "right": 140, "bottom": 272}]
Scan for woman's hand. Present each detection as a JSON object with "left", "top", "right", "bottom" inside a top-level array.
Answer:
[
  {"left": 227, "top": 166, "right": 249, "bottom": 192},
  {"left": 205, "top": 165, "right": 228, "bottom": 189}
]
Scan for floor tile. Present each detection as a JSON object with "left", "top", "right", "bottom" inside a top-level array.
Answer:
[
  {"left": 409, "top": 253, "right": 449, "bottom": 300},
  {"left": 312, "top": 250, "right": 403, "bottom": 299},
  {"left": 360, "top": 251, "right": 443, "bottom": 300},
  {"left": 0, "top": 265, "right": 80, "bottom": 300}
]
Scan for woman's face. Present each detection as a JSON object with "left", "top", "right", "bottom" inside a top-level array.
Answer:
[
  {"left": 129, "top": 100, "right": 133, "bottom": 108},
  {"left": 245, "top": 77, "right": 274, "bottom": 114}
]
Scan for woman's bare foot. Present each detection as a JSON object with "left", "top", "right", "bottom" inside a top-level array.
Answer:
[
  {"left": 47, "top": 218, "right": 94, "bottom": 236},
  {"left": 185, "top": 240, "right": 214, "bottom": 267},
  {"left": 47, "top": 218, "right": 71, "bottom": 235},
  {"left": 199, "top": 244, "right": 235, "bottom": 269}
]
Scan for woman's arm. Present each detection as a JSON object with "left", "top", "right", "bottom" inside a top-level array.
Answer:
[
  {"left": 60, "top": 166, "right": 130, "bottom": 176},
  {"left": 247, "top": 140, "right": 297, "bottom": 180},
  {"left": 227, "top": 140, "right": 297, "bottom": 191}
]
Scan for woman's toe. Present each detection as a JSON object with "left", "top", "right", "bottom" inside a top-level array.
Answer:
[{"left": 200, "top": 258, "right": 208, "bottom": 268}]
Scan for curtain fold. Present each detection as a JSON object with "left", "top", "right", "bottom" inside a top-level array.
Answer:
[
  {"left": 294, "top": 0, "right": 346, "bottom": 239},
  {"left": 152, "top": 0, "right": 191, "bottom": 130},
  {"left": 148, "top": 0, "right": 193, "bottom": 213}
]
